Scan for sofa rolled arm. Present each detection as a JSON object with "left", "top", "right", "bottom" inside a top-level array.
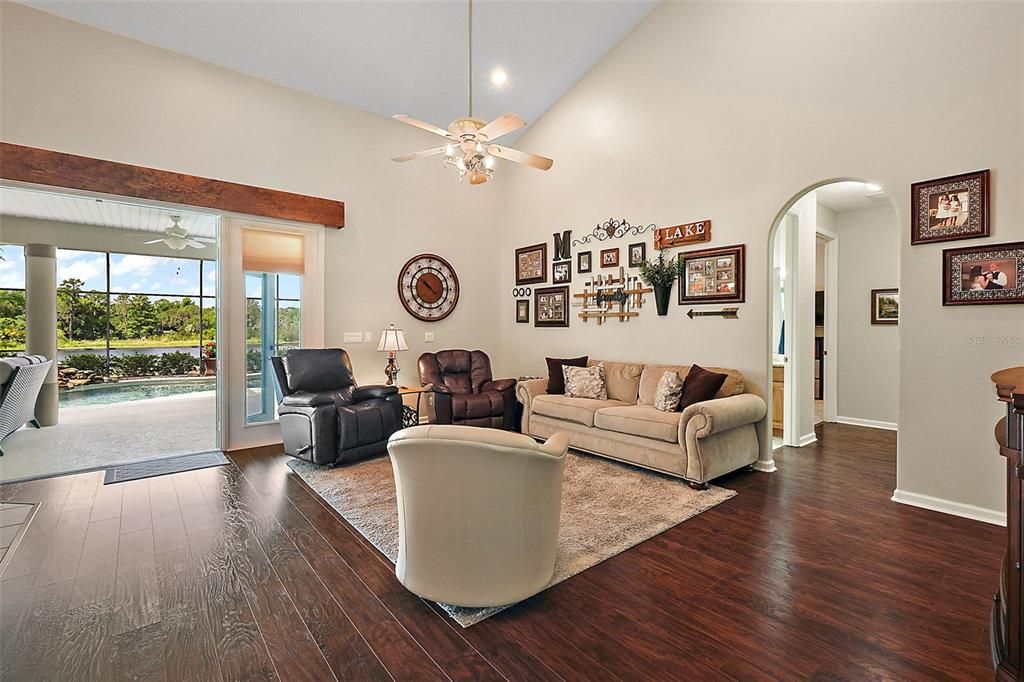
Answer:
[
  {"left": 482, "top": 378, "right": 517, "bottom": 393},
  {"left": 679, "top": 393, "right": 767, "bottom": 441},
  {"left": 515, "top": 378, "right": 548, "bottom": 406},
  {"left": 282, "top": 391, "right": 334, "bottom": 407},
  {"left": 353, "top": 384, "right": 398, "bottom": 402}
]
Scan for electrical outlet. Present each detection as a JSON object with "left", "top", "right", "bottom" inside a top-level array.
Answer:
[
  {"left": 364, "top": 331, "right": 373, "bottom": 343},
  {"left": 425, "top": 332, "right": 435, "bottom": 343},
  {"left": 343, "top": 332, "right": 362, "bottom": 343}
]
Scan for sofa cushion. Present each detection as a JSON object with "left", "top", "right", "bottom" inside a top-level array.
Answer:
[
  {"left": 532, "top": 394, "right": 629, "bottom": 427},
  {"left": 545, "top": 356, "right": 588, "bottom": 394},
  {"left": 0, "top": 355, "right": 48, "bottom": 385},
  {"left": 679, "top": 365, "right": 729, "bottom": 411},
  {"left": 589, "top": 360, "right": 643, "bottom": 403},
  {"left": 563, "top": 364, "right": 607, "bottom": 400},
  {"left": 653, "top": 370, "right": 685, "bottom": 412},
  {"left": 594, "top": 405, "right": 683, "bottom": 443},
  {"left": 638, "top": 365, "right": 744, "bottom": 405}
]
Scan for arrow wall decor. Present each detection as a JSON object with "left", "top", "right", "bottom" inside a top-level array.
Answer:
[{"left": 686, "top": 307, "right": 739, "bottom": 320}]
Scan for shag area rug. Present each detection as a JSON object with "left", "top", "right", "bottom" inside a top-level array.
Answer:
[{"left": 288, "top": 450, "right": 735, "bottom": 627}]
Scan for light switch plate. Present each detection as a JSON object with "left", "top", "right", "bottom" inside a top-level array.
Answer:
[
  {"left": 343, "top": 332, "right": 362, "bottom": 343},
  {"left": 425, "top": 332, "right": 435, "bottom": 343}
]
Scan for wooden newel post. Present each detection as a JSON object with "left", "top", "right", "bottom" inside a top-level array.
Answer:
[{"left": 992, "top": 366, "right": 1024, "bottom": 681}]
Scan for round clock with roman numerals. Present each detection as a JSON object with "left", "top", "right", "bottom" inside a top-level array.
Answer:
[{"left": 397, "top": 254, "right": 460, "bottom": 322}]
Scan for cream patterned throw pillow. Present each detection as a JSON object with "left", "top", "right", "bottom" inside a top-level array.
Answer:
[
  {"left": 563, "top": 364, "right": 608, "bottom": 400},
  {"left": 653, "top": 370, "right": 685, "bottom": 412}
]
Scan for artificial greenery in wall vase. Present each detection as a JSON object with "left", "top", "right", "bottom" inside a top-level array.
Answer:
[{"left": 638, "top": 250, "right": 686, "bottom": 315}]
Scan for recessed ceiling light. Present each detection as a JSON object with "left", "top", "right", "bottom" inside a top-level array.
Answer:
[{"left": 490, "top": 68, "right": 508, "bottom": 86}]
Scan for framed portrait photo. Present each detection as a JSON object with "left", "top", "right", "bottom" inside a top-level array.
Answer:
[
  {"left": 678, "top": 244, "right": 745, "bottom": 305},
  {"left": 870, "top": 288, "right": 899, "bottom": 324},
  {"left": 515, "top": 242, "right": 548, "bottom": 285},
  {"left": 534, "top": 286, "right": 570, "bottom": 328},
  {"left": 553, "top": 260, "right": 572, "bottom": 284},
  {"left": 628, "top": 242, "right": 647, "bottom": 268},
  {"left": 515, "top": 299, "right": 530, "bottom": 323},
  {"left": 600, "top": 248, "right": 619, "bottom": 268},
  {"left": 943, "top": 241, "right": 1024, "bottom": 306},
  {"left": 578, "top": 250, "right": 592, "bottom": 274},
  {"left": 911, "top": 169, "right": 989, "bottom": 245}
]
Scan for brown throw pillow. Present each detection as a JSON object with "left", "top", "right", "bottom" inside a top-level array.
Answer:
[
  {"left": 546, "top": 356, "right": 588, "bottom": 394},
  {"left": 678, "top": 364, "right": 728, "bottom": 411}
]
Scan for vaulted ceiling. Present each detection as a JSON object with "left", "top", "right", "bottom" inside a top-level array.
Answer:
[{"left": 21, "top": 1, "right": 657, "bottom": 136}]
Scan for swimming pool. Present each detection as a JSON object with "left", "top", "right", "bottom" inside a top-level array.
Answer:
[{"left": 60, "top": 378, "right": 216, "bottom": 408}]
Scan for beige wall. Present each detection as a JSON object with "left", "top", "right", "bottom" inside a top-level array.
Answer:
[
  {"left": 493, "top": 1, "right": 1023, "bottom": 520},
  {"left": 0, "top": 1, "right": 501, "bottom": 390},
  {"left": 834, "top": 204, "right": 900, "bottom": 426}
]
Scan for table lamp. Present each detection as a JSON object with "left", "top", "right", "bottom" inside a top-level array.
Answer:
[{"left": 377, "top": 323, "right": 409, "bottom": 385}]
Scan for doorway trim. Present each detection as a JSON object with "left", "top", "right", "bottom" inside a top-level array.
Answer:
[{"left": 816, "top": 225, "right": 838, "bottom": 424}]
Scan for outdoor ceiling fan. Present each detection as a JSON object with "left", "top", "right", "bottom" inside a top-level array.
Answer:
[
  {"left": 144, "top": 216, "right": 214, "bottom": 251},
  {"left": 390, "top": 0, "right": 553, "bottom": 185}
]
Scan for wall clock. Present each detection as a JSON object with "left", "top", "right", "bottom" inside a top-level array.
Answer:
[{"left": 397, "top": 253, "right": 460, "bottom": 322}]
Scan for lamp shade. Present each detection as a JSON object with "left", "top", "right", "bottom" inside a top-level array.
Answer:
[{"left": 377, "top": 324, "right": 409, "bottom": 352}]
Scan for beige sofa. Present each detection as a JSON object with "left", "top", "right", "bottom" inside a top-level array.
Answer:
[{"left": 516, "top": 360, "right": 767, "bottom": 487}]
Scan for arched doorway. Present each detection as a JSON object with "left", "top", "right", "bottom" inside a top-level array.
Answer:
[{"left": 765, "top": 179, "right": 901, "bottom": 454}]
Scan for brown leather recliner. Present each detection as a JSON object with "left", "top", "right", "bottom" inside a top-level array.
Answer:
[{"left": 417, "top": 350, "right": 517, "bottom": 430}]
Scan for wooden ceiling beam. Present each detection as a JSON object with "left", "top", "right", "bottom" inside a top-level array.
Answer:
[{"left": 0, "top": 142, "right": 345, "bottom": 228}]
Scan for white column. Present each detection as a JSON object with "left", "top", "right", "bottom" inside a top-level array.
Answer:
[{"left": 24, "top": 243, "right": 58, "bottom": 426}]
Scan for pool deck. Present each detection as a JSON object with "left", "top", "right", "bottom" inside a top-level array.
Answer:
[{"left": 0, "top": 391, "right": 217, "bottom": 483}]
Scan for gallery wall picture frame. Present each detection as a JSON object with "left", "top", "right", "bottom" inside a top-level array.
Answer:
[
  {"left": 678, "top": 244, "right": 746, "bottom": 305},
  {"left": 553, "top": 260, "right": 572, "bottom": 284},
  {"left": 942, "top": 241, "right": 1024, "bottom": 306},
  {"left": 515, "top": 242, "right": 548, "bottom": 285},
  {"left": 870, "top": 288, "right": 899, "bottom": 325},
  {"left": 578, "top": 250, "right": 592, "bottom": 273},
  {"left": 516, "top": 299, "right": 530, "bottom": 323},
  {"left": 534, "top": 285, "right": 570, "bottom": 328},
  {"left": 911, "top": 169, "right": 990, "bottom": 245},
  {"left": 600, "top": 248, "right": 620, "bottom": 268},
  {"left": 628, "top": 242, "right": 647, "bottom": 268}
]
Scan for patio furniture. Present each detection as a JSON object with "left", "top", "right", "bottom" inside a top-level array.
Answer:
[
  {"left": 387, "top": 425, "right": 568, "bottom": 607},
  {"left": 271, "top": 348, "right": 403, "bottom": 465},
  {"left": 417, "top": 350, "right": 518, "bottom": 430},
  {"left": 0, "top": 355, "right": 52, "bottom": 455}
]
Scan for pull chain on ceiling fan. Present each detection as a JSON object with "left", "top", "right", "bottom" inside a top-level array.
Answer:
[{"left": 390, "top": 0, "right": 553, "bottom": 185}]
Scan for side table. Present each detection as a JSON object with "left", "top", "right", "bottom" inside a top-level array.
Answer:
[{"left": 398, "top": 386, "right": 428, "bottom": 428}]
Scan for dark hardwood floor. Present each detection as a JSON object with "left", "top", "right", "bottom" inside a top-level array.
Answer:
[{"left": 0, "top": 423, "right": 1002, "bottom": 680}]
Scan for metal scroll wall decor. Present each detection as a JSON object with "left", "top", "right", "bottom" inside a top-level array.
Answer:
[
  {"left": 511, "top": 287, "right": 532, "bottom": 297},
  {"left": 574, "top": 267, "right": 652, "bottom": 324},
  {"left": 571, "top": 218, "right": 656, "bottom": 247}
]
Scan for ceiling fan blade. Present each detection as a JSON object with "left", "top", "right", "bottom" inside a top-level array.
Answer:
[
  {"left": 143, "top": 239, "right": 165, "bottom": 244},
  {"left": 478, "top": 113, "right": 526, "bottom": 141},
  {"left": 392, "top": 146, "right": 449, "bottom": 163},
  {"left": 392, "top": 115, "right": 455, "bottom": 140},
  {"left": 184, "top": 239, "right": 207, "bottom": 249},
  {"left": 487, "top": 144, "right": 554, "bottom": 171}
]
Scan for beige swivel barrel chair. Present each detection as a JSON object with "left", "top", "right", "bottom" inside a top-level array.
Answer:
[{"left": 387, "top": 425, "right": 569, "bottom": 607}]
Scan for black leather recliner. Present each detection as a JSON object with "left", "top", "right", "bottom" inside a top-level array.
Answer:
[{"left": 272, "top": 348, "right": 402, "bottom": 465}]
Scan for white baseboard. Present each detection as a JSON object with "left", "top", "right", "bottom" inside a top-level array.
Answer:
[
  {"left": 891, "top": 488, "right": 1006, "bottom": 526},
  {"left": 796, "top": 432, "right": 817, "bottom": 447},
  {"left": 833, "top": 416, "right": 898, "bottom": 431}
]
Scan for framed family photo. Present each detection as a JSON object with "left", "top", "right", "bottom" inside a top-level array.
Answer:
[
  {"left": 600, "top": 248, "right": 619, "bottom": 268},
  {"left": 515, "top": 299, "right": 530, "bottom": 323},
  {"left": 911, "top": 169, "right": 990, "bottom": 245},
  {"left": 870, "top": 288, "right": 899, "bottom": 324},
  {"left": 942, "top": 241, "right": 1024, "bottom": 306},
  {"left": 678, "top": 244, "right": 746, "bottom": 305},
  {"left": 578, "top": 250, "right": 592, "bottom": 273},
  {"left": 553, "top": 260, "right": 572, "bottom": 284},
  {"left": 628, "top": 242, "right": 647, "bottom": 267},
  {"left": 515, "top": 242, "right": 548, "bottom": 285},
  {"left": 534, "top": 286, "right": 570, "bottom": 327}
]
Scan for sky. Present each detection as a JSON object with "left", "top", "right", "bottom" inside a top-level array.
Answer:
[{"left": 1, "top": 244, "right": 299, "bottom": 299}]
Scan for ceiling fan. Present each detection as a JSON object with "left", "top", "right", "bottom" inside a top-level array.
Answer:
[
  {"left": 144, "top": 216, "right": 214, "bottom": 251},
  {"left": 391, "top": 0, "right": 553, "bottom": 185}
]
